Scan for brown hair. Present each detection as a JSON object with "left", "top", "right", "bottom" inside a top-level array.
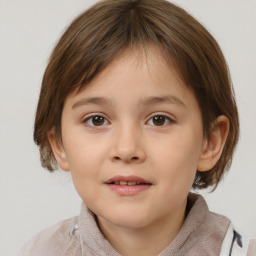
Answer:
[{"left": 34, "top": 0, "right": 239, "bottom": 190}]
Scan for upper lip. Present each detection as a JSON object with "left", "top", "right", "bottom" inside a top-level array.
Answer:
[{"left": 105, "top": 175, "right": 152, "bottom": 184}]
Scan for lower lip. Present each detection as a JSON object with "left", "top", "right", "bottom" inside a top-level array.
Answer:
[{"left": 106, "top": 184, "right": 151, "bottom": 196}]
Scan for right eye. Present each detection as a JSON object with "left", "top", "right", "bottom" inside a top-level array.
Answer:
[{"left": 83, "top": 115, "right": 109, "bottom": 127}]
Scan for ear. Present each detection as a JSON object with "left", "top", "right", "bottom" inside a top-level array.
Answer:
[
  {"left": 47, "top": 129, "right": 70, "bottom": 171},
  {"left": 197, "top": 115, "right": 229, "bottom": 172}
]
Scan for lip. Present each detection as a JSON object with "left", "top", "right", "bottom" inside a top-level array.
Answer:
[
  {"left": 105, "top": 175, "right": 152, "bottom": 184},
  {"left": 104, "top": 175, "right": 152, "bottom": 196}
]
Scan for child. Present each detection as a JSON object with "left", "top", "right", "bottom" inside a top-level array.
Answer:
[{"left": 20, "top": 0, "right": 255, "bottom": 255}]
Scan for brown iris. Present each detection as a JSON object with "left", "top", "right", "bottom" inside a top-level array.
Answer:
[
  {"left": 152, "top": 115, "right": 166, "bottom": 126},
  {"left": 92, "top": 116, "right": 105, "bottom": 126}
]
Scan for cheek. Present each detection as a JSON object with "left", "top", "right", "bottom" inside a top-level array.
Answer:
[
  {"left": 61, "top": 132, "right": 110, "bottom": 193},
  {"left": 151, "top": 128, "right": 203, "bottom": 182},
  {"left": 62, "top": 128, "right": 107, "bottom": 168},
  {"left": 66, "top": 145, "right": 102, "bottom": 204}
]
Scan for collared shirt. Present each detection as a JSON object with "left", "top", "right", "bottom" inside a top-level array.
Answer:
[{"left": 19, "top": 193, "right": 256, "bottom": 256}]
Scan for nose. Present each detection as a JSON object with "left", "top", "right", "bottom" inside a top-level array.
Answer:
[{"left": 109, "top": 123, "right": 146, "bottom": 164}]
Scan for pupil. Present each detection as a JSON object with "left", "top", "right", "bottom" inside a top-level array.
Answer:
[
  {"left": 92, "top": 116, "right": 104, "bottom": 126},
  {"left": 153, "top": 116, "right": 165, "bottom": 126}
]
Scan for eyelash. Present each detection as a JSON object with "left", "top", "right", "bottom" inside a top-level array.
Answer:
[
  {"left": 146, "top": 114, "right": 174, "bottom": 127},
  {"left": 82, "top": 115, "right": 110, "bottom": 127},
  {"left": 82, "top": 114, "right": 174, "bottom": 128}
]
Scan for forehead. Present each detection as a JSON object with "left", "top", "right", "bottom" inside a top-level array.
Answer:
[
  {"left": 63, "top": 46, "right": 200, "bottom": 116},
  {"left": 72, "top": 46, "right": 187, "bottom": 98}
]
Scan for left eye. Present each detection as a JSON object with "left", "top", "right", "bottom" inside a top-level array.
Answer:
[
  {"left": 147, "top": 115, "right": 173, "bottom": 126},
  {"left": 83, "top": 115, "right": 109, "bottom": 127}
]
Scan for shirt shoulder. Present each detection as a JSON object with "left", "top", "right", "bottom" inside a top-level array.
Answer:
[
  {"left": 19, "top": 216, "right": 79, "bottom": 256},
  {"left": 247, "top": 238, "right": 256, "bottom": 256},
  {"left": 220, "top": 222, "right": 256, "bottom": 256}
]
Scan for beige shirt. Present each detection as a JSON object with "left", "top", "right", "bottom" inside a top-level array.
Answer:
[{"left": 19, "top": 193, "right": 256, "bottom": 256}]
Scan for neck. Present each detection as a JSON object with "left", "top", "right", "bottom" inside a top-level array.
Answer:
[{"left": 97, "top": 200, "right": 187, "bottom": 256}]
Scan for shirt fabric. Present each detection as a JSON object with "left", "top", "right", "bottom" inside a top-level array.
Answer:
[{"left": 19, "top": 193, "right": 256, "bottom": 256}]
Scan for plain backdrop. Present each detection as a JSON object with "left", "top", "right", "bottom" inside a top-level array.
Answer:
[{"left": 0, "top": 0, "right": 255, "bottom": 255}]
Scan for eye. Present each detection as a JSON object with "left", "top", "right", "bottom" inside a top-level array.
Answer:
[
  {"left": 146, "top": 115, "right": 173, "bottom": 127},
  {"left": 83, "top": 115, "right": 109, "bottom": 127}
]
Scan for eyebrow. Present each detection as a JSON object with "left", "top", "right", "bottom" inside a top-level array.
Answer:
[
  {"left": 72, "top": 95, "right": 186, "bottom": 109},
  {"left": 140, "top": 95, "right": 186, "bottom": 107},
  {"left": 72, "top": 97, "right": 112, "bottom": 109}
]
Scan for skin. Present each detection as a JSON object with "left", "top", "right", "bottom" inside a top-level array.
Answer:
[{"left": 49, "top": 47, "right": 229, "bottom": 256}]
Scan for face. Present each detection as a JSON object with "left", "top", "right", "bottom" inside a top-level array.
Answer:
[{"left": 53, "top": 47, "right": 208, "bottom": 231}]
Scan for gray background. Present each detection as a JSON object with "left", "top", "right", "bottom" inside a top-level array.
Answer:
[{"left": 0, "top": 0, "right": 255, "bottom": 255}]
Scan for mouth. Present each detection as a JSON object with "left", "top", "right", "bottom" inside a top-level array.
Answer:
[
  {"left": 105, "top": 175, "right": 152, "bottom": 185},
  {"left": 104, "top": 175, "right": 152, "bottom": 196},
  {"left": 109, "top": 181, "right": 150, "bottom": 185}
]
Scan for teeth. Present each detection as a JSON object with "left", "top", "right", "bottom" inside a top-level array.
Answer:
[
  {"left": 113, "top": 181, "right": 144, "bottom": 185},
  {"left": 128, "top": 181, "right": 137, "bottom": 186}
]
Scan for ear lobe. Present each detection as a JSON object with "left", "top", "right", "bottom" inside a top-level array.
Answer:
[
  {"left": 197, "top": 115, "right": 229, "bottom": 172},
  {"left": 47, "top": 130, "right": 70, "bottom": 171}
]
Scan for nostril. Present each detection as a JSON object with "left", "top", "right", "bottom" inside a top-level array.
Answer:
[{"left": 112, "top": 156, "right": 139, "bottom": 161}]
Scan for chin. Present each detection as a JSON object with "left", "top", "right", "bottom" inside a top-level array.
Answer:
[{"left": 101, "top": 210, "right": 154, "bottom": 229}]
